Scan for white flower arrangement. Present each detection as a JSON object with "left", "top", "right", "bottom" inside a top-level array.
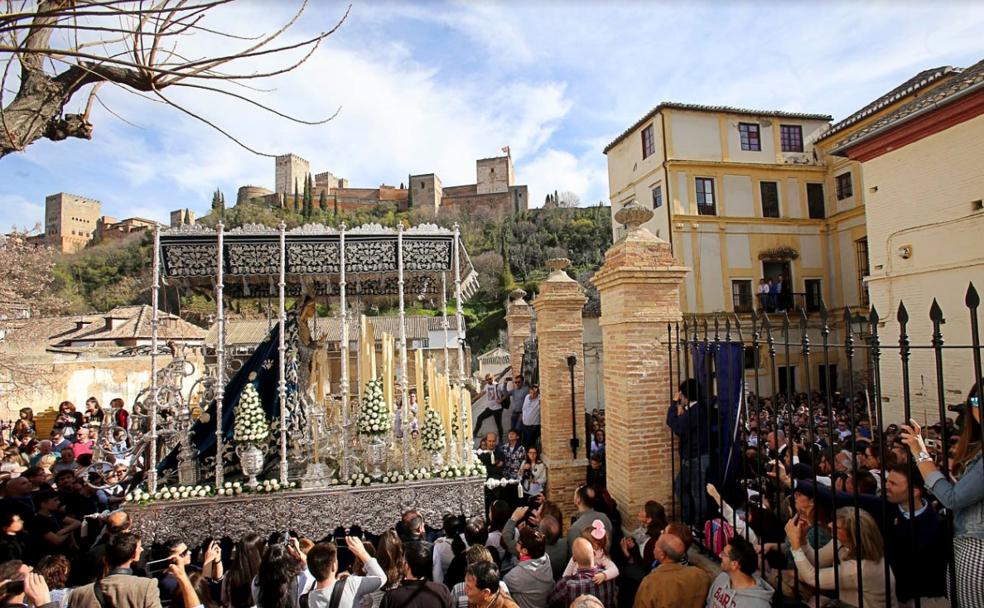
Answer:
[
  {"left": 217, "top": 481, "right": 244, "bottom": 496},
  {"left": 485, "top": 478, "right": 521, "bottom": 489},
  {"left": 256, "top": 479, "right": 297, "bottom": 493},
  {"left": 125, "top": 484, "right": 215, "bottom": 503},
  {"left": 233, "top": 382, "right": 270, "bottom": 446},
  {"left": 358, "top": 378, "right": 391, "bottom": 436},
  {"left": 419, "top": 408, "right": 446, "bottom": 453},
  {"left": 124, "top": 478, "right": 301, "bottom": 504}
]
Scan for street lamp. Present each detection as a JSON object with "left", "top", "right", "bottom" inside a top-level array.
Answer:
[{"left": 567, "top": 355, "right": 580, "bottom": 458}]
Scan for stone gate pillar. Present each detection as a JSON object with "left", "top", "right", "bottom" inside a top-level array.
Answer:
[
  {"left": 591, "top": 203, "right": 688, "bottom": 525},
  {"left": 532, "top": 259, "right": 587, "bottom": 520},
  {"left": 504, "top": 289, "right": 532, "bottom": 377}
]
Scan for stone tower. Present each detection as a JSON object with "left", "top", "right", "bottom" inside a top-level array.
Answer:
[
  {"left": 409, "top": 173, "right": 443, "bottom": 212},
  {"left": 476, "top": 155, "right": 513, "bottom": 194},
  {"left": 275, "top": 153, "right": 311, "bottom": 196},
  {"left": 44, "top": 193, "right": 101, "bottom": 252},
  {"left": 170, "top": 208, "right": 196, "bottom": 228}
]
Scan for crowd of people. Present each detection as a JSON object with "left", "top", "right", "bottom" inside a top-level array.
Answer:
[
  {"left": 668, "top": 378, "right": 983, "bottom": 608},
  {"left": 1, "top": 372, "right": 979, "bottom": 608}
]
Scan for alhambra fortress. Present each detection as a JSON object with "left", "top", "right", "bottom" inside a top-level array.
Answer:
[
  {"left": 241, "top": 151, "right": 529, "bottom": 216},
  {"left": 33, "top": 151, "right": 529, "bottom": 254}
]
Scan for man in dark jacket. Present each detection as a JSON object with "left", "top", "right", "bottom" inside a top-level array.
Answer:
[
  {"left": 381, "top": 541, "right": 453, "bottom": 608},
  {"left": 666, "top": 379, "right": 711, "bottom": 526}
]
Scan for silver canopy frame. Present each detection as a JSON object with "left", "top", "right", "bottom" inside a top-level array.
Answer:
[{"left": 147, "top": 222, "right": 478, "bottom": 491}]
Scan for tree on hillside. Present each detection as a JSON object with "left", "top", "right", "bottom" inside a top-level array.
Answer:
[
  {"left": 0, "top": 1, "right": 349, "bottom": 160},
  {"left": 555, "top": 191, "right": 581, "bottom": 208},
  {"left": 211, "top": 188, "right": 225, "bottom": 219},
  {"left": 0, "top": 232, "right": 67, "bottom": 394},
  {"left": 319, "top": 190, "right": 328, "bottom": 212},
  {"left": 303, "top": 173, "right": 313, "bottom": 217}
]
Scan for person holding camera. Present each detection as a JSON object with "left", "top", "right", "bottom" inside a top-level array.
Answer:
[
  {"left": 519, "top": 447, "right": 546, "bottom": 499},
  {"left": 665, "top": 379, "right": 710, "bottom": 527},
  {"left": 53, "top": 403, "right": 82, "bottom": 442},
  {"left": 303, "top": 536, "right": 386, "bottom": 608},
  {"left": 0, "top": 561, "right": 55, "bottom": 608},
  {"left": 900, "top": 381, "right": 984, "bottom": 608},
  {"left": 69, "top": 532, "right": 201, "bottom": 608}
]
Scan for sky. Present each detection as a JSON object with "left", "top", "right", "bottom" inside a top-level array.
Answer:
[{"left": 1, "top": 1, "right": 983, "bottom": 231}]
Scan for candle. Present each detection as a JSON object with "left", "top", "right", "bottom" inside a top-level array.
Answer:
[
  {"left": 366, "top": 318, "right": 377, "bottom": 380},
  {"left": 358, "top": 315, "right": 366, "bottom": 393},
  {"left": 415, "top": 349, "right": 425, "bottom": 408},
  {"left": 390, "top": 334, "right": 397, "bottom": 414},
  {"left": 425, "top": 358, "right": 433, "bottom": 412}
]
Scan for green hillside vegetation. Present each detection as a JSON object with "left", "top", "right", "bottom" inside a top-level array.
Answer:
[{"left": 51, "top": 197, "right": 612, "bottom": 355}]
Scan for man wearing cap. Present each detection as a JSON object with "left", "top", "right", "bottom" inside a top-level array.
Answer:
[{"left": 474, "top": 374, "right": 506, "bottom": 438}]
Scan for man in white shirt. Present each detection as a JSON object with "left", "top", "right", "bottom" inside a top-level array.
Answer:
[
  {"left": 305, "top": 537, "right": 386, "bottom": 608},
  {"left": 520, "top": 385, "right": 541, "bottom": 451},
  {"left": 473, "top": 374, "right": 505, "bottom": 438}
]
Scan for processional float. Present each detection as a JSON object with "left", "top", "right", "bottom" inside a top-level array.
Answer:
[{"left": 106, "top": 222, "right": 486, "bottom": 543}]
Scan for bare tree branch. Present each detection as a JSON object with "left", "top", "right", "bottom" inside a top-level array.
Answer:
[
  {"left": 0, "top": 0, "right": 349, "bottom": 158},
  {"left": 172, "top": 81, "right": 340, "bottom": 126}
]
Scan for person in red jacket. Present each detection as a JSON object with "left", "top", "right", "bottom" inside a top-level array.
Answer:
[{"left": 109, "top": 398, "right": 129, "bottom": 431}]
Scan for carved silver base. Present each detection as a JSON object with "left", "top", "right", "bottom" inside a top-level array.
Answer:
[{"left": 126, "top": 476, "right": 486, "bottom": 546}]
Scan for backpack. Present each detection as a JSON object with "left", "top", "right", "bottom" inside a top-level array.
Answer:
[
  {"left": 703, "top": 518, "right": 734, "bottom": 556},
  {"left": 300, "top": 580, "right": 346, "bottom": 608}
]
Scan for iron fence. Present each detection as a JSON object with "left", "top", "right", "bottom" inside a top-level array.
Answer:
[{"left": 667, "top": 282, "right": 982, "bottom": 608}]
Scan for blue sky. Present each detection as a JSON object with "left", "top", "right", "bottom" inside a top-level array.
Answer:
[{"left": 1, "top": 1, "right": 983, "bottom": 230}]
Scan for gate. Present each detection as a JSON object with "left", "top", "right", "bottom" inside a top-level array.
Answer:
[{"left": 666, "top": 283, "right": 982, "bottom": 608}]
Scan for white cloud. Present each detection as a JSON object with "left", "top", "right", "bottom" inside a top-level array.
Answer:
[
  {"left": 0, "top": 194, "right": 44, "bottom": 233},
  {"left": 520, "top": 148, "right": 607, "bottom": 208},
  {"left": 2, "top": 0, "right": 983, "bottom": 226}
]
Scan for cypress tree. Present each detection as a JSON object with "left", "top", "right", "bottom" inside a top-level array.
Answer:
[
  {"left": 319, "top": 190, "right": 328, "bottom": 212},
  {"left": 211, "top": 188, "right": 224, "bottom": 219},
  {"left": 303, "top": 174, "right": 313, "bottom": 217},
  {"left": 293, "top": 178, "right": 300, "bottom": 213}
]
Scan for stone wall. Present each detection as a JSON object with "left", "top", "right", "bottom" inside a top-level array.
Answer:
[
  {"left": 592, "top": 203, "right": 688, "bottom": 525},
  {"left": 533, "top": 259, "right": 587, "bottom": 522},
  {"left": 1, "top": 354, "right": 203, "bottom": 420}
]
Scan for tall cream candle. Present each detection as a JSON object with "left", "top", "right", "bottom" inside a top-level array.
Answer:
[{"left": 415, "top": 349, "right": 425, "bottom": 409}]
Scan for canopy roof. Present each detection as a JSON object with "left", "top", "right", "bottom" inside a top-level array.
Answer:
[{"left": 158, "top": 222, "right": 478, "bottom": 300}]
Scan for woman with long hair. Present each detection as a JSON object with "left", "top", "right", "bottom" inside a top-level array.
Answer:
[
  {"left": 620, "top": 500, "right": 666, "bottom": 569},
  {"left": 12, "top": 407, "right": 35, "bottom": 441},
  {"left": 901, "top": 379, "right": 983, "bottom": 607},
  {"left": 787, "top": 507, "right": 894, "bottom": 607},
  {"left": 253, "top": 543, "right": 307, "bottom": 608},
  {"left": 520, "top": 446, "right": 547, "bottom": 498},
  {"left": 590, "top": 429, "right": 605, "bottom": 458},
  {"left": 83, "top": 397, "right": 104, "bottom": 429},
  {"left": 189, "top": 571, "right": 221, "bottom": 608},
  {"left": 223, "top": 533, "right": 265, "bottom": 608},
  {"left": 365, "top": 530, "right": 403, "bottom": 608}
]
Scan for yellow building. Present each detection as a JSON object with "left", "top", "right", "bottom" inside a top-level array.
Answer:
[
  {"left": 831, "top": 59, "right": 984, "bottom": 422},
  {"left": 603, "top": 75, "right": 966, "bottom": 396}
]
